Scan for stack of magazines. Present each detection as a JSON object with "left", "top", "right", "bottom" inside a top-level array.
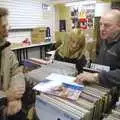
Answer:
[{"left": 33, "top": 73, "right": 84, "bottom": 100}]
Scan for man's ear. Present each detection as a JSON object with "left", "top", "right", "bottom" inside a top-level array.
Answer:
[{"left": 117, "top": 23, "right": 120, "bottom": 28}]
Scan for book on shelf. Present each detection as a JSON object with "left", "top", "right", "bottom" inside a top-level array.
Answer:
[{"left": 33, "top": 73, "right": 84, "bottom": 100}]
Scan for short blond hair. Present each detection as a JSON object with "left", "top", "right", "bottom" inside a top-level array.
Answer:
[{"left": 0, "top": 7, "right": 8, "bottom": 17}]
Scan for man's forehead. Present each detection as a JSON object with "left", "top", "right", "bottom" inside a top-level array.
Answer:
[
  {"left": 0, "top": 16, "right": 8, "bottom": 25},
  {"left": 100, "top": 15, "right": 116, "bottom": 24},
  {"left": 102, "top": 12, "right": 119, "bottom": 22}
]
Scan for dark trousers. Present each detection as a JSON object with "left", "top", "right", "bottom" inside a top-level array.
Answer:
[{"left": 7, "top": 110, "right": 26, "bottom": 120}]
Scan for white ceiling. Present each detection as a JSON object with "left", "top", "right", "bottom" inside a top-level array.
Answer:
[{"left": 50, "top": 0, "right": 95, "bottom": 4}]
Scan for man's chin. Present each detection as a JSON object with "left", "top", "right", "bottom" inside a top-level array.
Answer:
[
  {"left": 4, "top": 34, "right": 8, "bottom": 38},
  {"left": 101, "top": 36, "right": 107, "bottom": 40}
]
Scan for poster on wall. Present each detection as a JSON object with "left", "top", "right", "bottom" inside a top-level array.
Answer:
[
  {"left": 70, "top": 2, "right": 95, "bottom": 30},
  {"left": 79, "top": 18, "right": 88, "bottom": 29},
  {"left": 42, "top": 3, "right": 52, "bottom": 19}
]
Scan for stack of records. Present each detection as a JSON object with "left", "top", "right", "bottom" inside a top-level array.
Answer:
[
  {"left": 28, "top": 61, "right": 119, "bottom": 120},
  {"left": 27, "top": 61, "right": 76, "bottom": 83},
  {"left": 35, "top": 84, "right": 119, "bottom": 120}
]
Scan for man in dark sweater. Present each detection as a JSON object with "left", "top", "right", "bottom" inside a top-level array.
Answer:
[{"left": 75, "top": 9, "right": 120, "bottom": 88}]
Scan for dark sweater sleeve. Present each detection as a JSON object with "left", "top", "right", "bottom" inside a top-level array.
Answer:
[
  {"left": 76, "top": 55, "right": 87, "bottom": 73},
  {"left": 99, "top": 69, "right": 120, "bottom": 88}
]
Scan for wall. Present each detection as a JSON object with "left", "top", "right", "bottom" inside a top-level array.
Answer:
[
  {"left": 0, "top": 0, "right": 55, "bottom": 43},
  {"left": 55, "top": 4, "right": 72, "bottom": 32}
]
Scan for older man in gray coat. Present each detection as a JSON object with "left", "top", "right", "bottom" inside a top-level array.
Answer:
[{"left": 76, "top": 9, "right": 120, "bottom": 88}]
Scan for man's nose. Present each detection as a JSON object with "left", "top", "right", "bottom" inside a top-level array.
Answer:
[
  {"left": 6, "top": 25, "right": 10, "bottom": 30},
  {"left": 100, "top": 24, "right": 105, "bottom": 31}
]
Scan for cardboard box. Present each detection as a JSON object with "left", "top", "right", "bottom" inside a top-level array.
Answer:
[{"left": 31, "top": 27, "right": 46, "bottom": 44}]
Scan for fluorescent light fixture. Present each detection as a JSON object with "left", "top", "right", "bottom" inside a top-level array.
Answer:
[
  {"left": 65, "top": 0, "right": 96, "bottom": 7},
  {"left": 95, "top": 2, "right": 111, "bottom": 17}
]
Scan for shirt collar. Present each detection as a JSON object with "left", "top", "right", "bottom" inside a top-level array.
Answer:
[{"left": 106, "top": 31, "right": 120, "bottom": 45}]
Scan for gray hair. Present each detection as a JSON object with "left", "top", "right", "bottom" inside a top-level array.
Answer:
[{"left": 108, "top": 9, "right": 120, "bottom": 23}]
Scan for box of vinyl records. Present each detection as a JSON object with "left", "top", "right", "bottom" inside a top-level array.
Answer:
[
  {"left": 31, "top": 27, "right": 46, "bottom": 44},
  {"left": 36, "top": 95, "right": 86, "bottom": 120}
]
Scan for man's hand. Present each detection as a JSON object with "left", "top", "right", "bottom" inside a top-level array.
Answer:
[
  {"left": 6, "top": 86, "right": 25, "bottom": 101},
  {"left": 75, "top": 72, "right": 99, "bottom": 84},
  {"left": 7, "top": 100, "right": 22, "bottom": 115}
]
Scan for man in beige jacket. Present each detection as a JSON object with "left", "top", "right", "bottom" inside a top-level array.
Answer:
[{"left": 0, "top": 8, "right": 26, "bottom": 119}]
